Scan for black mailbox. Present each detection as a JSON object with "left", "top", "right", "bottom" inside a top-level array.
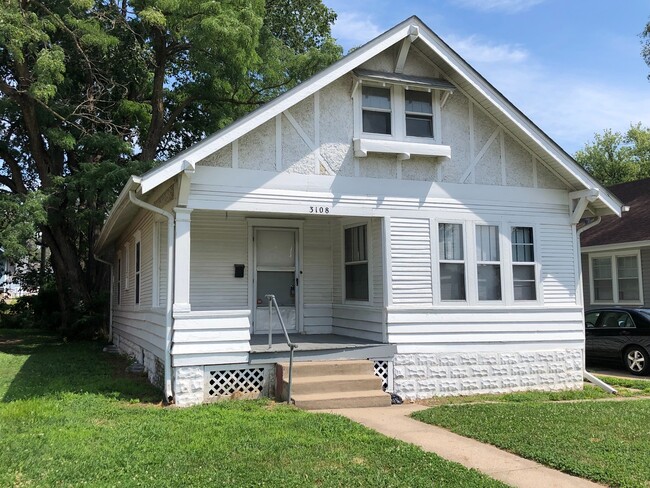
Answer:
[{"left": 234, "top": 264, "right": 245, "bottom": 278}]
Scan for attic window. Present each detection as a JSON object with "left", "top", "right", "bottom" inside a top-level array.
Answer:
[
  {"left": 362, "top": 86, "right": 392, "bottom": 135},
  {"left": 353, "top": 70, "right": 453, "bottom": 160}
]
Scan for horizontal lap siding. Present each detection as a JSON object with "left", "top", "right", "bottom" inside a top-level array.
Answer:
[
  {"left": 303, "top": 220, "right": 333, "bottom": 305},
  {"left": 158, "top": 221, "right": 168, "bottom": 308},
  {"left": 581, "top": 253, "right": 590, "bottom": 308},
  {"left": 540, "top": 224, "right": 576, "bottom": 305},
  {"left": 332, "top": 306, "right": 383, "bottom": 342},
  {"left": 190, "top": 211, "right": 248, "bottom": 310},
  {"left": 113, "top": 310, "right": 166, "bottom": 360},
  {"left": 387, "top": 308, "right": 584, "bottom": 353},
  {"left": 390, "top": 218, "right": 433, "bottom": 305},
  {"left": 371, "top": 218, "right": 384, "bottom": 305}
]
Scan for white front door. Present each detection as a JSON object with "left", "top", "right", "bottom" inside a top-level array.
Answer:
[{"left": 253, "top": 228, "right": 298, "bottom": 333}]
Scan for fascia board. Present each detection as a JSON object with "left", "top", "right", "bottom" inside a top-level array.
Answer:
[
  {"left": 139, "top": 20, "right": 418, "bottom": 194},
  {"left": 415, "top": 30, "right": 623, "bottom": 217},
  {"left": 95, "top": 175, "right": 141, "bottom": 255},
  {"left": 581, "top": 240, "right": 650, "bottom": 254}
]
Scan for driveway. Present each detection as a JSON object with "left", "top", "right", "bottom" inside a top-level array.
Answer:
[{"left": 587, "top": 366, "right": 650, "bottom": 381}]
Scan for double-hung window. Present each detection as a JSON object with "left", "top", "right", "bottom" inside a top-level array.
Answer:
[
  {"left": 476, "top": 225, "right": 501, "bottom": 301},
  {"left": 590, "top": 252, "right": 641, "bottom": 304},
  {"left": 511, "top": 227, "right": 536, "bottom": 301},
  {"left": 405, "top": 90, "right": 433, "bottom": 138},
  {"left": 439, "top": 223, "right": 465, "bottom": 301},
  {"left": 135, "top": 239, "right": 141, "bottom": 305},
  {"left": 362, "top": 86, "right": 392, "bottom": 135},
  {"left": 117, "top": 256, "right": 121, "bottom": 305},
  {"left": 344, "top": 224, "right": 369, "bottom": 301}
]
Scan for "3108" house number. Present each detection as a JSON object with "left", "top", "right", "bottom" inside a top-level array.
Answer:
[{"left": 309, "top": 206, "right": 330, "bottom": 214}]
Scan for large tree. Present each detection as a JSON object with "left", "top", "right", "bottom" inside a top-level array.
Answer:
[
  {"left": 574, "top": 124, "right": 650, "bottom": 186},
  {"left": 0, "top": 0, "right": 341, "bottom": 331}
]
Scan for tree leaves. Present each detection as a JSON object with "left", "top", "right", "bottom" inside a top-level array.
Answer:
[{"left": 574, "top": 124, "right": 650, "bottom": 186}]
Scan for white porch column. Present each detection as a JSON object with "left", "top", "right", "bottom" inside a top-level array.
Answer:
[{"left": 173, "top": 207, "right": 193, "bottom": 314}]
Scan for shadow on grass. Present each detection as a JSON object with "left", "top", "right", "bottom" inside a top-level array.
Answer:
[{"left": 0, "top": 329, "right": 162, "bottom": 404}]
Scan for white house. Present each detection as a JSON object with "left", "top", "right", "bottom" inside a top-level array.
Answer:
[{"left": 95, "top": 17, "right": 623, "bottom": 407}]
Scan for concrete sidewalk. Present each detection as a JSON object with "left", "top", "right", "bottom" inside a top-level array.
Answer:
[{"left": 316, "top": 404, "right": 604, "bottom": 488}]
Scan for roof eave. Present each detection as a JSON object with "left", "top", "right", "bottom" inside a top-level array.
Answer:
[{"left": 94, "top": 175, "right": 142, "bottom": 256}]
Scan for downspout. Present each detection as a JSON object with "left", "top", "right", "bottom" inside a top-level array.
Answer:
[
  {"left": 94, "top": 254, "right": 114, "bottom": 343},
  {"left": 128, "top": 190, "right": 175, "bottom": 404},
  {"left": 575, "top": 216, "right": 617, "bottom": 393}
]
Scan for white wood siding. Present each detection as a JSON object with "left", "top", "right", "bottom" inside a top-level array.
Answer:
[
  {"left": 190, "top": 211, "right": 248, "bottom": 310},
  {"left": 540, "top": 223, "right": 577, "bottom": 305},
  {"left": 172, "top": 310, "right": 250, "bottom": 366},
  {"left": 113, "top": 309, "right": 166, "bottom": 360},
  {"left": 303, "top": 219, "right": 333, "bottom": 333},
  {"left": 387, "top": 307, "right": 584, "bottom": 353},
  {"left": 390, "top": 218, "right": 433, "bottom": 305},
  {"left": 158, "top": 221, "right": 168, "bottom": 308}
]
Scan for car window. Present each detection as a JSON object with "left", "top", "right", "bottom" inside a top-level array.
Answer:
[
  {"left": 585, "top": 312, "right": 600, "bottom": 328},
  {"left": 599, "top": 311, "right": 635, "bottom": 329}
]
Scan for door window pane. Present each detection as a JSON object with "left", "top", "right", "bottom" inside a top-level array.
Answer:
[
  {"left": 257, "top": 271, "right": 295, "bottom": 307},
  {"left": 256, "top": 230, "right": 295, "bottom": 268}
]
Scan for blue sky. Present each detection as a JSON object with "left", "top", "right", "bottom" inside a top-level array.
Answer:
[{"left": 323, "top": 0, "right": 650, "bottom": 154}]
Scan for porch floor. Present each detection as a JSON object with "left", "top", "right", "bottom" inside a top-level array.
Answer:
[{"left": 249, "top": 333, "right": 396, "bottom": 363}]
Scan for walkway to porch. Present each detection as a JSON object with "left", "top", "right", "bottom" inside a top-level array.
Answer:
[{"left": 249, "top": 333, "right": 396, "bottom": 363}]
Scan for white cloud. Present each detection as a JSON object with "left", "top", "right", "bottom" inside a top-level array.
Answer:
[
  {"left": 331, "top": 12, "right": 383, "bottom": 47},
  {"left": 452, "top": 0, "right": 545, "bottom": 13},
  {"left": 446, "top": 35, "right": 529, "bottom": 64}
]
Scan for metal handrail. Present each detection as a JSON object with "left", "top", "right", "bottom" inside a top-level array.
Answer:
[{"left": 265, "top": 294, "right": 297, "bottom": 405}]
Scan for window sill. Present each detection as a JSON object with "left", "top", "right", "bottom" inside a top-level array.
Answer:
[{"left": 353, "top": 137, "right": 451, "bottom": 161}]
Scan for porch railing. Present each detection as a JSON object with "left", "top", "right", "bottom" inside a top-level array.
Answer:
[{"left": 265, "top": 294, "right": 297, "bottom": 404}]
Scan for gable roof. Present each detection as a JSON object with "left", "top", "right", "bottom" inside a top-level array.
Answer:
[
  {"left": 581, "top": 178, "right": 650, "bottom": 248},
  {"left": 96, "top": 15, "right": 624, "bottom": 255}
]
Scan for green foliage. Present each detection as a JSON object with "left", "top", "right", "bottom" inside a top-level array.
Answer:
[
  {"left": 0, "top": 0, "right": 341, "bottom": 334},
  {"left": 0, "top": 330, "right": 504, "bottom": 487},
  {"left": 574, "top": 123, "right": 650, "bottom": 185},
  {"left": 414, "top": 396, "right": 650, "bottom": 487}
]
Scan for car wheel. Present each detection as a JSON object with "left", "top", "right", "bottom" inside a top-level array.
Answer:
[{"left": 624, "top": 346, "right": 649, "bottom": 375}]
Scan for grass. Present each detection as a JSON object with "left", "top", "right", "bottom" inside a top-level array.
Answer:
[
  {"left": 413, "top": 384, "right": 650, "bottom": 488},
  {"left": 0, "top": 329, "right": 504, "bottom": 487}
]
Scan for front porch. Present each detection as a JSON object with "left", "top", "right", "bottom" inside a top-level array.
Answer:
[{"left": 249, "top": 333, "right": 396, "bottom": 363}]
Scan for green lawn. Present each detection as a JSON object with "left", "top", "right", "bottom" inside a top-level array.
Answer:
[
  {"left": 0, "top": 330, "right": 503, "bottom": 487},
  {"left": 414, "top": 391, "right": 650, "bottom": 488}
]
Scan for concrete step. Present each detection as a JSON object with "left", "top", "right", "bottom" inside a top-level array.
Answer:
[
  {"left": 277, "top": 359, "right": 375, "bottom": 378},
  {"left": 282, "top": 374, "right": 384, "bottom": 396},
  {"left": 292, "top": 390, "right": 391, "bottom": 410}
]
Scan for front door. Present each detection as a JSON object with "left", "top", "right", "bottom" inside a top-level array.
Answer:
[{"left": 253, "top": 228, "right": 298, "bottom": 334}]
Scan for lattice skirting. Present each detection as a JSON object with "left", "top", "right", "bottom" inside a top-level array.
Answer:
[
  {"left": 204, "top": 365, "right": 270, "bottom": 401},
  {"left": 373, "top": 360, "right": 394, "bottom": 392}
]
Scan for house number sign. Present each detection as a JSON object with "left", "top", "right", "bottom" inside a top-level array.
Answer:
[{"left": 309, "top": 206, "right": 330, "bottom": 214}]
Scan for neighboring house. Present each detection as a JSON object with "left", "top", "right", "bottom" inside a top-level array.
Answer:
[
  {"left": 0, "top": 248, "right": 19, "bottom": 299},
  {"left": 581, "top": 177, "right": 650, "bottom": 309},
  {"left": 95, "top": 16, "right": 623, "bottom": 407}
]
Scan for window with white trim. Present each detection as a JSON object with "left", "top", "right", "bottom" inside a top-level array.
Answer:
[
  {"left": 362, "top": 86, "right": 392, "bottom": 135},
  {"left": 439, "top": 223, "right": 466, "bottom": 301},
  {"left": 476, "top": 225, "right": 501, "bottom": 301},
  {"left": 124, "top": 242, "right": 130, "bottom": 290},
  {"left": 405, "top": 89, "right": 433, "bottom": 138},
  {"left": 135, "top": 238, "right": 141, "bottom": 305},
  {"left": 590, "top": 252, "right": 641, "bottom": 304},
  {"left": 344, "top": 224, "right": 369, "bottom": 301},
  {"left": 117, "top": 255, "right": 121, "bottom": 305},
  {"left": 511, "top": 227, "right": 536, "bottom": 301}
]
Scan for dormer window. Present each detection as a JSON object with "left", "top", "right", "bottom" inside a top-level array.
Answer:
[
  {"left": 362, "top": 86, "right": 392, "bottom": 135},
  {"left": 405, "top": 90, "right": 433, "bottom": 138},
  {"left": 353, "top": 69, "right": 454, "bottom": 160}
]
